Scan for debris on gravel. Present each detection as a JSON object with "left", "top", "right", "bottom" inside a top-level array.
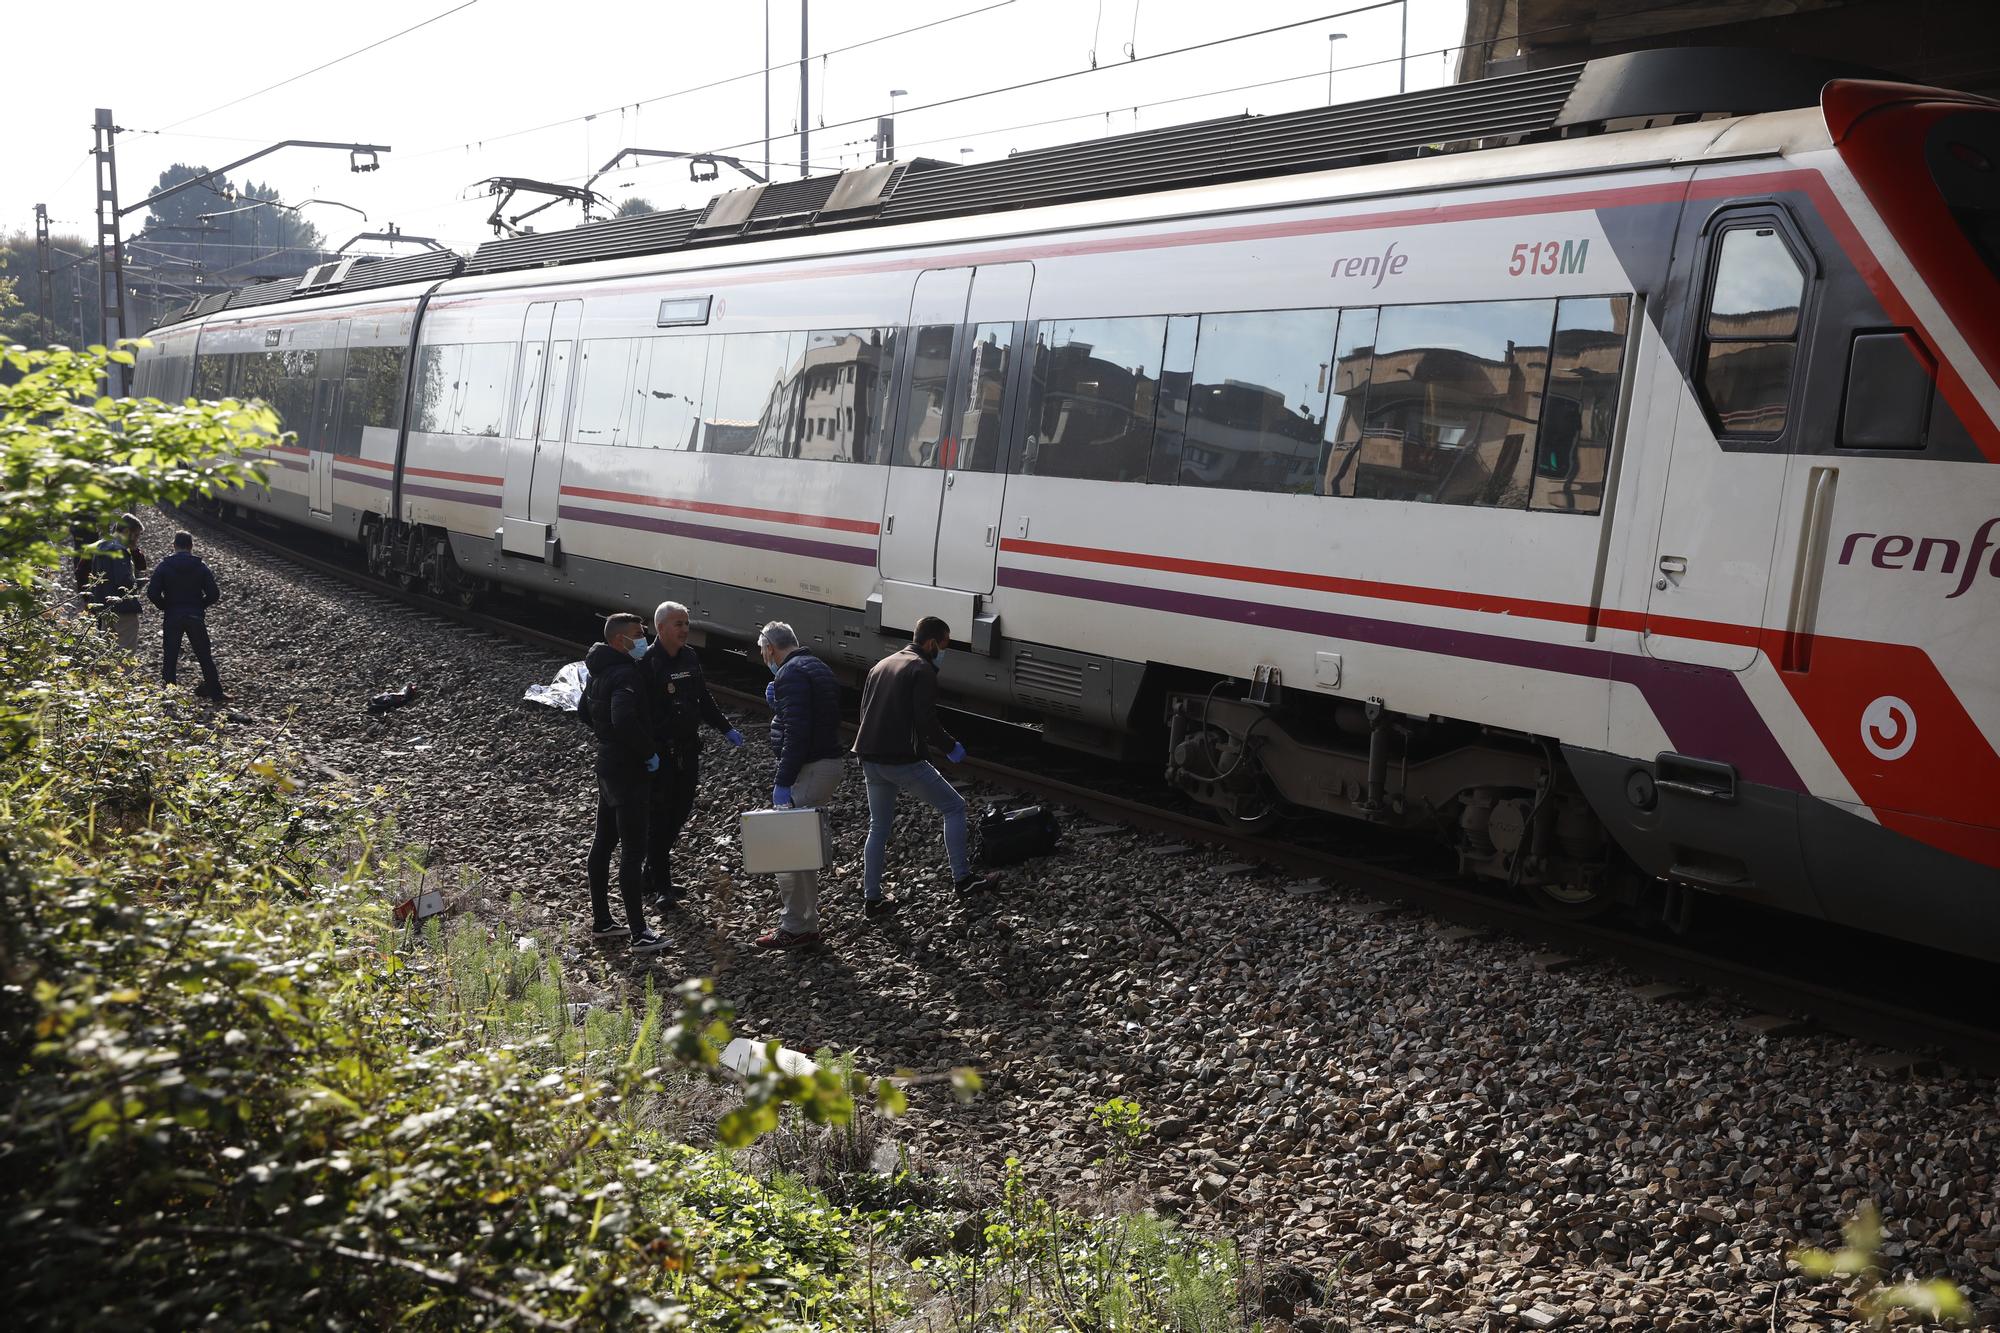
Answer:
[{"left": 162, "top": 511, "right": 2000, "bottom": 1330}]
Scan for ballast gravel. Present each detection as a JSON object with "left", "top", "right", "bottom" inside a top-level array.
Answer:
[{"left": 158, "top": 513, "right": 1998, "bottom": 1332}]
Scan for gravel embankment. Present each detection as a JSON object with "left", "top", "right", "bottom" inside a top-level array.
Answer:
[{"left": 153, "top": 513, "right": 1998, "bottom": 1332}]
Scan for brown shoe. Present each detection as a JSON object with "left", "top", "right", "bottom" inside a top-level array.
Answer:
[{"left": 754, "top": 928, "right": 821, "bottom": 951}]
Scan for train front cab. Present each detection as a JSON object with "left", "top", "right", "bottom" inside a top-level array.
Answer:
[{"left": 1573, "top": 81, "right": 2000, "bottom": 963}]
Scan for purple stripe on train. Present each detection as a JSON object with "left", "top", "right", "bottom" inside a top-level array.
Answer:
[
  {"left": 333, "top": 468, "right": 393, "bottom": 490},
  {"left": 997, "top": 564, "right": 1804, "bottom": 792},
  {"left": 558, "top": 504, "right": 876, "bottom": 566},
  {"left": 404, "top": 482, "right": 501, "bottom": 509}
]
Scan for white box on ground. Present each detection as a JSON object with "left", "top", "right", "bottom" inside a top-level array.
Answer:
[
  {"left": 720, "top": 1036, "right": 818, "bottom": 1078},
  {"left": 739, "top": 806, "right": 832, "bottom": 874}
]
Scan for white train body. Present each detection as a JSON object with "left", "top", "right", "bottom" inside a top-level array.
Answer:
[{"left": 136, "top": 68, "right": 2000, "bottom": 959}]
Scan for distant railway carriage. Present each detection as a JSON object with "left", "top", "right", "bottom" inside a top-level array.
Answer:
[{"left": 134, "top": 51, "right": 2000, "bottom": 961}]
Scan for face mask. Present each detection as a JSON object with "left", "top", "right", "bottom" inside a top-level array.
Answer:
[
  {"left": 628, "top": 636, "right": 651, "bottom": 661},
  {"left": 765, "top": 655, "right": 781, "bottom": 676}
]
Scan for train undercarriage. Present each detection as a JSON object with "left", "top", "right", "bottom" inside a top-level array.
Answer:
[
  {"left": 362, "top": 515, "right": 489, "bottom": 609},
  {"left": 1164, "top": 678, "right": 1628, "bottom": 916}
]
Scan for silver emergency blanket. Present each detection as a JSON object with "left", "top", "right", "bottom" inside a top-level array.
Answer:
[{"left": 522, "top": 660, "right": 588, "bottom": 712}]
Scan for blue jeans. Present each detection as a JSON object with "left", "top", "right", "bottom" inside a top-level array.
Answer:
[{"left": 861, "top": 760, "right": 969, "bottom": 900}]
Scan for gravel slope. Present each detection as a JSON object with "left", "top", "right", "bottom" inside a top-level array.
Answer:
[{"left": 161, "top": 512, "right": 1998, "bottom": 1332}]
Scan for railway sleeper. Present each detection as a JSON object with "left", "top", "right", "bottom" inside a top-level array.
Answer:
[{"left": 1165, "top": 688, "right": 1621, "bottom": 912}]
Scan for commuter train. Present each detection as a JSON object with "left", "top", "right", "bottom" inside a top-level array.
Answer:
[{"left": 135, "top": 50, "right": 2000, "bottom": 961}]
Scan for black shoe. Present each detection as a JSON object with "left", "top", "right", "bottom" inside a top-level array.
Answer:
[
  {"left": 954, "top": 871, "right": 1002, "bottom": 896},
  {"left": 630, "top": 930, "right": 670, "bottom": 955},
  {"left": 863, "top": 896, "right": 901, "bottom": 921},
  {"left": 645, "top": 891, "right": 677, "bottom": 913},
  {"left": 590, "top": 921, "right": 629, "bottom": 939}
]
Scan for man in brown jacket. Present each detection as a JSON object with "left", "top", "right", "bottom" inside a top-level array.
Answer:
[{"left": 853, "top": 616, "right": 1000, "bottom": 917}]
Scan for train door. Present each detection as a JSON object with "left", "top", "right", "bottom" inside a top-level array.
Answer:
[
  {"left": 306, "top": 318, "right": 350, "bottom": 519},
  {"left": 880, "top": 268, "right": 973, "bottom": 584},
  {"left": 934, "top": 262, "right": 1034, "bottom": 594},
  {"left": 1643, "top": 200, "right": 1815, "bottom": 670},
  {"left": 500, "top": 299, "right": 581, "bottom": 558}
]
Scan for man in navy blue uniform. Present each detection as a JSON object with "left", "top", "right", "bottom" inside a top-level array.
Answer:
[
  {"left": 578, "top": 612, "right": 669, "bottom": 955},
  {"left": 640, "top": 600, "right": 743, "bottom": 912},
  {"left": 144, "top": 530, "right": 224, "bottom": 701},
  {"left": 755, "top": 620, "right": 845, "bottom": 950}
]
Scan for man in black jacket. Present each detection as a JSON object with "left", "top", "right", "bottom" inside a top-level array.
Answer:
[
  {"left": 854, "top": 616, "right": 1000, "bottom": 913},
  {"left": 755, "top": 620, "right": 845, "bottom": 950},
  {"left": 640, "top": 600, "right": 743, "bottom": 911},
  {"left": 144, "top": 531, "right": 223, "bottom": 701},
  {"left": 577, "top": 612, "right": 668, "bottom": 954}
]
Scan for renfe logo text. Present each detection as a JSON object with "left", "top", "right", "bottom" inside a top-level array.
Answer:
[
  {"left": 1330, "top": 241, "right": 1408, "bottom": 288},
  {"left": 1840, "top": 518, "right": 2000, "bottom": 598}
]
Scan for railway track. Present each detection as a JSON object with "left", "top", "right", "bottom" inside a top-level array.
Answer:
[{"left": 196, "top": 510, "right": 2000, "bottom": 1073}]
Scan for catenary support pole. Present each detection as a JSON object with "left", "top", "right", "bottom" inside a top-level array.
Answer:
[
  {"left": 33, "top": 204, "right": 52, "bottom": 330},
  {"left": 792, "top": 0, "right": 800, "bottom": 179},
  {"left": 93, "top": 109, "right": 131, "bottom": 393}
]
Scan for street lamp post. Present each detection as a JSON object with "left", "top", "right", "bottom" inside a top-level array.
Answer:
[{"left": 1327, "top": 32, "right": 1348, "bottom": 106}]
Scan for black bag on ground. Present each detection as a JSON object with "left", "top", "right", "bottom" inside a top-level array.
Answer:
[{"left": 976, "top": 803, "right": 1061, "bottom": 867}]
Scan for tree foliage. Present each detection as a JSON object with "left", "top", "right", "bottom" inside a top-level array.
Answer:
[{"left": 0, "top": 341, "right": 271, "bottom": 607}]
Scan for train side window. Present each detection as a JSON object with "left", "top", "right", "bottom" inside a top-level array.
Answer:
[
  {"left": 274, "top": 350, "right": 319, "bottom": 443},
  {"left": 339, "top": 346, "right": 406, "bottom": 455},
  {"left": 1016, "top": 316, "right": 1168, "bottom": 484},
  {"left": 894, "top": 323, "right": 958, "bottom": 468},
  {"left": 1698, "top": 225, "right": 1805, "bottom": 437},
  {"left": 1181, "top": 308, "right": 1337, "bottom": 494},
  {"left": 637, "top": 335, "right": 710, "bottom": 450},
  {"left": 701, "top": 332, "right": 798, "bottom": 455},
  {"left": 798, "top": 328, "right": 885, "bottom": 462},
  {"left": 1324, "top": 299, "right": 1554, "bottom": 506},
  {"left": 1531, "top": 295, "right": 1631, "bottom": 514},
  {"left": 573, "top": 338, "right": 642, "bottom": 447},
  {"left": 413, "top": 345, "right": 461, "bottom": 434},
  {"left": 195, "top": 354, "right": 230, "bottom": 399},
  {"left": 1319, "top": 308, "right": 1379, "bottom": 496},
  {"left": 454, "top": 343, "right": 512, "bottom": 438},
  {"left": 953, "top": 323, "right": 1015, "bottom": 473}
]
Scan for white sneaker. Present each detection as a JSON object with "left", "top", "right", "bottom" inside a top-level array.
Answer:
[{"left": 631, "top": 930, "right": 670, "bottom": 954}]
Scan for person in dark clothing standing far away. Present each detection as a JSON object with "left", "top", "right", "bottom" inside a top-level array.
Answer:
[
  {"left": 854, "top": 616, "right": 1002, "bottom": 914},
  {"left": 577, "top": 613, "right": 669, "bottom": 954},
  {"left": 144, "top": 531, "right": 224, "bottom": 701},
  {"left": 640, "top": 600, "right": 743, "bottom": 911},
  {"left": 755, "top": 620, "right": 845, "bottom": 951},
  {"left": 85, "top": 513, "right": 149, "bottom": 649}
]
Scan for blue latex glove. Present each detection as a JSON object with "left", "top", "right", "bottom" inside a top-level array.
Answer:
[
  {"left": 645, "top": 754, "right": 661, "bottom": 773},
  {"left": 724, "top": 728, "right": 744, "bottom": 749},
  {"left": 947, "top": 742, "right": 967, "bottom": 764},
  {"left": 772, "top": 785, "right": 793, "bottom": 807},
  {"left": 764, "top": 682, "right": 777, "bottom": 708}
]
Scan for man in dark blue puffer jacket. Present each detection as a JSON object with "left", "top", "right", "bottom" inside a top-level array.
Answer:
[{"left": 754, "top": 620, "right": 844, "bottom": 950}]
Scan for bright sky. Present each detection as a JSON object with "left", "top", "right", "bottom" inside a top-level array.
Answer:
[{"left": 5, "top": 0, "right": 1469, "bottom": 264}]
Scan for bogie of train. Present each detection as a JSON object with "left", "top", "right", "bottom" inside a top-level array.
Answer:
[{"left": 133, "top": 53, "right": 2000, "bottom": 961}]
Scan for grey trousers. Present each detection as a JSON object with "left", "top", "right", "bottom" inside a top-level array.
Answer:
[{"left": 776, "top": 757, "right": 845, "bottom": 936}]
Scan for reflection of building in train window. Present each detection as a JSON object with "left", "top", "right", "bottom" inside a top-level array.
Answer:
[
  {"left": 1698, "top": 225, "right": 1804, "bottom": 437},
  {"left": 895, "top": 324, "right": 957, "bottom": 468},
  {"left": 1181, "top": 308, "right": 1337, "bottom": 495},
  {"left": 795, "top": 328, "right": 886, "bottom": 462},
  {"left": 1532, "top": 296, "right": 1631, "bottom": 514},
  {"left": 953, "top": 323, "right": 1014, "bottom": 473},
  {"left": 1320, "top": 299, "right": 1557, "bottom": 508},
  {"left": 1017, "top": 317, "right": 1168, "bottom": 483}
]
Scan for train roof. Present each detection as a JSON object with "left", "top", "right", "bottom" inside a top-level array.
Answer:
[{"left": 152, "top": 46, "right": 1879, "bottom": 330}]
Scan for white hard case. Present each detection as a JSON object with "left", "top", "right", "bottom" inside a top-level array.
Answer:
[{"left": 739, "top": 806, "right": 832, "bottom": 874}]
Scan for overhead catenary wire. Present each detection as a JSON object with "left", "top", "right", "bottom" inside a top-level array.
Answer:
[
  {"left": 406, "top": 0, "right": 1018, "bottom": 159},
  {"left": 158, "top": 0, "right": 484, "bottom": 131}
]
